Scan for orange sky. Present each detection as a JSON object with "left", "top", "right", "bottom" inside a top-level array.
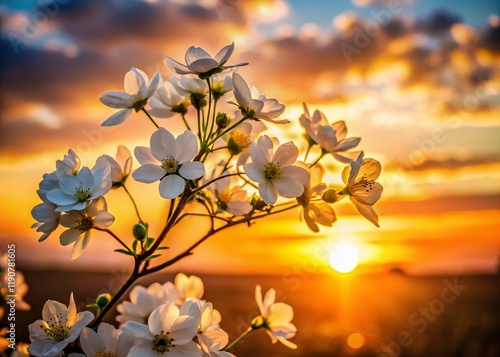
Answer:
[{"left": 0, "top": 0, "right": 499, "bottom": 275}]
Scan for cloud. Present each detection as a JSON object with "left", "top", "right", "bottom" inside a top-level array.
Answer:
[
  {"left": 388, "top": 155, "right": 500, "bottom": 172},
  {"left": 414, "top": 9, "right": 462, "bottom": 35}
]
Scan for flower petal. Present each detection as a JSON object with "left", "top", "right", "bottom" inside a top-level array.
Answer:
[
  {"left": 159, "top": 175, "right": 185, "bottom": 199},
  {"left": 243, "top": 163, "right": 265, "bottom": 183},
  {"left": 185, "top": 46, "right": 212, "bottom": 65},
  {"left": 101, "top": 109, "right": 132, "bottom": 127},
  {"left": 164, "top": 57, "right": 192, "bottom": 75},
  {"left": 268, "top": 302, "right": 294, "bottom": 326},
  {"left": 232, "top": 73, "right": 251, "bottom": 108},
  {"left": 272, "top": 142, "right": 298, "bottom": 168},
  {"left": 150, "top": 127, "right": 177, "bottom": 161},
  {"left": 132, "top": 164, "right": 165, "bottom": 183},
  {"left": 134, "top": 146, "right": 157, "bottom": 166},
  {"left": 188, "top": 58, "right": 218, "bottom": 73},
  {"left": 350, "top": 198, "right": 380, "bottom": 227},
  {"left": 179, "top": 162, "right": 205, "bottom": 180},
  {"left": 259, "top": 181, "right": 277, "bottom": 205},
  {"left": 214, "top": 43, "right": 234, "bottom": 65},
  {"left": 274, "top": 175, "right": 305, "bottom": 199},
  {"left": 99, "top": 92, "right": 134, "bottom": 108},
  {"left": 175, "top": 130, "right": 199, "bottom": 164},
  {"left": 80, "top": 328, "right": 104, "bottom": 357}
]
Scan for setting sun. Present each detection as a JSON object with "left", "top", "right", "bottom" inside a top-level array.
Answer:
[{"left": 329, "top": 243, "right": 359, "bottom": 273}]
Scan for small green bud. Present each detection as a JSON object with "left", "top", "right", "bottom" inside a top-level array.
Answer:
[
  {"left": 227, "top": 137, "right": 243, "bottom": 155},
  {"left": 322, "top": 189, "right": 339, "bottom": 203},
  {"left": 96, "top": 293, "right": 112, "bottom": 310},
  {"left": 216, "top": 112, "right": 230, "bottom": 129},
  {"left": 133, "top": 222, "right": 148, "bottom": 241}
]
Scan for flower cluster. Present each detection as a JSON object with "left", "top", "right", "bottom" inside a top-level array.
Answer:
[
  {"left": 27, "top": 42, "right": 383, "bottom": 356},
  {"left": 27, "top": 274, "right": 294, "bottom": 357}
]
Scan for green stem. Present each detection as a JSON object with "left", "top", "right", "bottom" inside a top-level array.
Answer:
[
  {"left": 94, "top": 228, "right": 130, "bottom": 251},
  {"left": 122, "top": 185, "right": 144, "bottom": 223},
  {"left": 181, "top": 113, "right": 191, "bottom": 131},
  {"left": 204, "top": 78, "right": 212, "bottom": 142},
  {"left": 224, "top": 327, "right": 255, "bottom": 351},
  {"left": 206, "top": 115, "right": 249, "bottom": 147},
  {"left": 141, "top": 108, "right": 159, "bottom": 129},
  {"left": 309, "top": 151, "right": 326, "bottom": 168}
]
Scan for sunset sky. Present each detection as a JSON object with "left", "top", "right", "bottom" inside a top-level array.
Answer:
[{"left": 0, "top": 0, "right": 499, "bottom": 276}]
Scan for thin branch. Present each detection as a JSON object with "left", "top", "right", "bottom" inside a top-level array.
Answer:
[
  {"left": 122, "top": 184, "right": 144, "bottom": 223},
  {"left": 94, "top": 227, "right": 130, "bottom": 251}
]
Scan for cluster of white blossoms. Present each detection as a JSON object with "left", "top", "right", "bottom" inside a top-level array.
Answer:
[
  {"left": 27, "top": 274, "right": 295, "bottom": 357},
  {"left": 27, "top": 42, "right": 383, "bottom": 356}
]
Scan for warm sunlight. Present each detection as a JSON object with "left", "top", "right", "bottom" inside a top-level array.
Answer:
[{"left": 329, "top": 242, "right": 359, "bottom": 273}]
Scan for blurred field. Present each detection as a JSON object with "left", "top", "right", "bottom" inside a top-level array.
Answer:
[{"left": 4, "top": 270, "right": 500, "bottom": 356}]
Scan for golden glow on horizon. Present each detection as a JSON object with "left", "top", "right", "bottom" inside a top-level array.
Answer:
[{"left": 329, "top": 242, "right": 359, "bottom": 273}]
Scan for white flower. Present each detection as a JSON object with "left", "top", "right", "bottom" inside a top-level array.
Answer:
[
  {"left": 254, "top": 285, "right": 297, "bottom": 349},
  {"left": 164, "top": 273, "right": 204, "bottom": 306},
  {"left": 223, "top": 115, "right": 267, "bottom": 165},
  {"left": 0, "top": 255, "right": 30, "bottom": 310},
  {"left": 149, "top": 77, "right": 190, "bottom": 118},
  {"left": 31, "top": 189, "right": 61, "bottom": 242},
  {"left": 180, "top": 298, "right": 229, "bottom": 355},
  {"left": 231, "top": 73, "right": 288, "bottom": 124},
  {"left": 341, "top": 152, "right": 383, "bottom": 227},
  {"left": 116, "top": 282, "right": 168, "bottom": 324},
  {"left": 122, "top": 302, "right": 201, "bottom": 357},
  {"left": 244, "top": 136, "right": 309, "bottom": 205},
  {"left": 132, "top": 128, "right": 205, "bottom": 199},
  {"left": 95, "top": 145, "right": 133, "bottom": 187},
  {"left": 28, "top": 293, "right": 94, "bottom": 357},
  {"left": 207, "top": 169, "right": 252, "bottom": 216},
  {"left": 46, "top": 166, "right": 111, "bottom": 212},
  {"left": 210, "top": 74, "right": 233, "bottom": 101},
  {"left": 59, "top": 197, "right": 115, "bottom": 259},
  {"left": 300, "top": 104, "right": 361, "bottom": 163},
  {"left": 74, "top": 323, "right": 134, "bottom": 357},
  {"left": 100, "top": 67, "right": 160, "bottom": 126},
  {"left": 165, "top": 42, "right": 248, "bottom": 79},
  {"left": 296, "top": 164, "right": 337, "bottom": 232},
  {"left": 40, "top": 149, "right": 81, "bottom": 191}
]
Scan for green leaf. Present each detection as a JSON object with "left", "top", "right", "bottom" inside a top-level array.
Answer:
[
  {"left": 114, "top": 249, "right": 135, "bottom": 256},
  {"left": 132, "top": 240, "right": 138, "bottom": 253},
  {"left": 145, "top": 237, "right": 155, "bottom": 248},
  {"left": 145, "top": 254, "right": 161, "bottom": 262},
  {"left": 157, "top": 246, "right": 169, "bottom": 251}
]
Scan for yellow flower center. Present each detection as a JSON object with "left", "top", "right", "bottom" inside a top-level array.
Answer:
[
  {"left": 231, "top": 131, "right": 250, "bottom": 148},
  {"left": 74, "top": 186, "right": 91, "bottom": 202},
  {"left": 161, "top": 156, "right": 179, "bottom": 174},
  {"left": 264, "top": 162, "right": 283, "bottom": 182},
  {"left": 76, "top": 216, "right": 94, "bottom": 232},
  {"left": 353, "top": 173, "right": 375, "bottom": 193},
  {"left": 152, "top": 331, "right": 175, "bottom": 353},
  {"left": 42, "top": 313, "right": 69, "bottom": 342}
]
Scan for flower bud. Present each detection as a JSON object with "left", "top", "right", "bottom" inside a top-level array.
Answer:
[
  {"left": 132, "top": 222, "right": 148, "bottom": 241},
  {"left": 216, "top": 113, "right": 230, "bottom": 129},
  {"left": 96, "top": 293, "right": 112, "bottom": 309},
  {"left": 251, "top": 315, "right": 266, "bottom": 329},
  {"left": 322, "top": 189, "right": 338, "bottom": 203}
]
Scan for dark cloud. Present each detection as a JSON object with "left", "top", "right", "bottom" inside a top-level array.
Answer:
[
  {"left": 415, "top": 9, "right": 462, "bottom": 35},
  {"left": 478, "top": 23, "right": 500, "bottom": 54}
]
